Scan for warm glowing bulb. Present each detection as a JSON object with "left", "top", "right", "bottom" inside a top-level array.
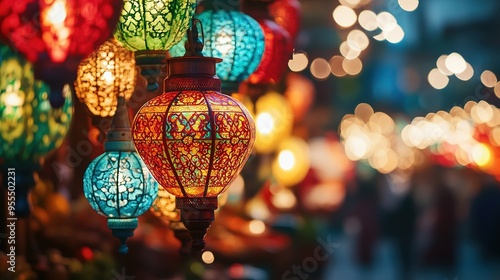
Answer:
[
  {"left": 256, "top": 112, "right": 275, "bottom": 135},
  {"left": 102, "top": 71, "right": 114, "bottom": 85},
  {"left": 47, "top": 0, "right": 67, "bottom": 25},
  {"left": 278, "top": 150, "right": 296, "bottom": 171},
  {"left": 472, "top": 143, "right": 491, "bottom": 167},
  {"left": 216, "top": 35, "right": 233, "bottom": 56}
]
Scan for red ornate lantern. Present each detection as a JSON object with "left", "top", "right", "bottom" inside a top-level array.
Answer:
[
  {"left": 242, "top": 0, "right": 292, "bottom": 85},
  {"left": 0, "top": 0, "right": 123, "bottom": 107},
  {"left": 269, "top": 0, "right": 301, "bottom": 42},
  {"left": 132, "top": 21, "right": 256, "bottom": 250}
]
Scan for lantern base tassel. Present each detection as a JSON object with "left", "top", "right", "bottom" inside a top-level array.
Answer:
[
  {"left": 176, "top": 197, "right": 218, "bottom": 251},
  {"left": 108, "top": 218, "right": 138, "bottom": 254}
]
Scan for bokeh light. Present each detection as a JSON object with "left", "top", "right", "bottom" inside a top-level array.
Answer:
[
  {"left": 288, "top": 52, "right": 309, "bottom": 72},
  {"left": 428, "top": 68, "right": 449, "bottom": 89},
  {"left": 310, "top": 58, "right": 331, "bottom": 80},
  {"left": 333, "top": 5, "right": 357, "bottom": 28}
]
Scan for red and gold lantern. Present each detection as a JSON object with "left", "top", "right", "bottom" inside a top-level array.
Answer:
[{"left": 132, "top": 23, "right": 255, "bottom": 250}]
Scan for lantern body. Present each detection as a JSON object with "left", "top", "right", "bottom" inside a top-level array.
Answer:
[
  {"left": 269, "top": 0, "right": 301, "bottom": 41},
  {"left": 150, "top": 188, "right": 179, "bottom": 223},
  {"left": 170, "top": 10, "right": 265, "bottom": 86},
  {"left": 133, "top": 80, "right": 255, "bottom": 198},
  {"left": 114, "top": 0, "right": 197, "bottom": 51},
  {"left": 84, "top": 151, "right": 158, "bottom": 218},
  {"left": 75, "top": 39, "right": 136, "bottom": 118}
]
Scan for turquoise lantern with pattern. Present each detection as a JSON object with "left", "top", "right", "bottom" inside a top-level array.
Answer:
[
  {"left": 170, "top": 0, "right": 265, "bottom": 94},
  {"left": 83, "top": 96, "right": 158, "bottom": 254}
]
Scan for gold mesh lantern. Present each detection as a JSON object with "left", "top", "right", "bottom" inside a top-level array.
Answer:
[{"left": 75, "top": 39, "right": 136, "bottom": 118}]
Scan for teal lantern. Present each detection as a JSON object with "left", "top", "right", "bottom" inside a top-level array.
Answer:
[
  {"left": 0, "top": 44, "right": 73, "bottom": 217},
  {"left": 114, "top": 0, "right": 197, "bottom": 91},
  {"left": 170, "top": 1, "right": 265, "bottom": 94},
  {"left": 83, "top": 96, "right": 158, "bottom": 254}
]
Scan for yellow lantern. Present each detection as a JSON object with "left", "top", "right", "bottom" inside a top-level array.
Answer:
[
  {"left": 74, "top": 38, "right": 136, "bottom": 118},
  {"left": 236, "top": 91, "right": 293, "bottom": 154},
  {"left": 272, "top": 136, "right": 310, "bottom": 187}
]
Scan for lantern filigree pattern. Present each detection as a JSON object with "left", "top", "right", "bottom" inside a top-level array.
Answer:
[
  {"left": 170, "top": 10, "right": 265, "bottom": 84},
  {"left": 75, "top": 39, "right": 136, "bottom": 117},
  {"left": 84, "top": 151, "right": 158, "bottom": 217},
  {"left": 133, "top": 89, "right": 255, "bottom": 197},
  {"left": 114, "top": 0, "right": 197, "bottom": 51}
]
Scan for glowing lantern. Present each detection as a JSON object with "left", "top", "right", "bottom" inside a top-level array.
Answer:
[
  {"left": 170, "top": 0, "right": 265, "bottom": 94},
  {"left": 75, "top": 38, "right": 136, "bottom": 118},
  {"left": 241, "top": 91, "right": 293, "bottom": 154},
  {"left": 114, "top": 0, "right": 197, "bottom": 91},
  {"left": 83, "top": 97, "right": 158, "bottom": 254},
  {"left": 0, "top": 0, "right": 123, "bottom": 107},
  {"left": 132, "top": 22, "right": 255, "bottom": 250},
  {"left": 242, "top": 0, "right": 292, "bottom": 85},
  {"left": 0, "top": 44, "right": 73, "bottom": 216},
  {"left": 269, "top": 0, "right": 301, "bottom": 41},
  {"left": 272, "top": 136, "right": 310, "bottom": 187}
]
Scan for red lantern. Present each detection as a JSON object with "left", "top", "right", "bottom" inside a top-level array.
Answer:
[
  {"left": 269, "top": 0, "right": 301, "bottom": 42},
  {"left": 0, "top": 0, "right": 122, "bottom": 107},
  {"left": 132, "top": 24, "right": 256, "bottom": 250},
  {"left": 242, "top": 0, "right": 292, "bottom": 85}
]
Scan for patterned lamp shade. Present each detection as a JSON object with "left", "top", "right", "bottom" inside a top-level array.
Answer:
[
  {"left": 0, "top": 0, "right": 123, "bottom": 108},
  {"left": 0, "top": 44, "right": 73, "bottom": 216},
  {"left": 75, "top": 38, "right": 136, "bottom": 118},
  {"left": 132, "top": 49, "right": 256, "bottom": 250},
  {"left": 170, "top": 9, "right": 265, "bottom": 93},
  {"left": 114, "top": 0, "right": 197, "bottom": 92},
  {"left": 83, "top": 97, "right": 158, "bottom": 254}
]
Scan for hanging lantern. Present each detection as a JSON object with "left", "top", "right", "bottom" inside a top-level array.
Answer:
[
  {"left": 0, "top": 0, "right": 123, "bottom": 108},
  {"left": 170, "top": 0, "right": 265, "bottom": 94},
  {"left": 114, "top": 0, "right": 197, "bottom": 91},
  {"left": 83, "top": 96, "right": 158, "bottom": 254},
  {"left": 269, "top": 0, "right": 301, "bottom": 42},
  {"left": 0, "top": 44, "right": 73, "bottom": 216},
  {"left": 132, "top": 20, "right": 255, "bottom": 250},
  {"left": 75, "top": 38, "right": 136, "bottom": 118},
  {"left": 271, "top": 136, "right": 310, "bottom": 188},
  {"left": 242, "top": 0, "right": 292, "bottom": 85}
]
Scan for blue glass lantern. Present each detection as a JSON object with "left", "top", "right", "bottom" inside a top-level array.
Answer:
[
  {"left": 170, "top": 2, "right": 265, "bottom": 94},
  {"left": 83, "top": 96, "right": 158, "bottom": 254}
]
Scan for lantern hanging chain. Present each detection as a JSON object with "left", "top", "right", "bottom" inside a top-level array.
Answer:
[{"left": 184, "top": 17, "right": 204, "bottom": 57}]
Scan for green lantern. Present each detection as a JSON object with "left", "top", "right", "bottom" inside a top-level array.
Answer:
[
  {"left": 0, "top": 44, "right": 73, "bottom": 216},
  {"left": 114, "top": 0, "right": 197, "bottom": 91}
]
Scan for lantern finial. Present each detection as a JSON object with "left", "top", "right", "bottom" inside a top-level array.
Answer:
[{"left": 185, "top": 18, "right": 204, "bottom": 57}]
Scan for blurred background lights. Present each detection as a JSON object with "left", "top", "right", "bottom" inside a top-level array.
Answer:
[
  {"left": 456, "top": 63, "right": 474, "bottom": 81},
  {"left": 436, "top": 55, "right": 454, "bottom": 76},
  {"left": 340, "top": 41, "right": 361, "bottom": 60},
  {"left": 358, "top": 10, "right": 378, "bottom": 31},
  {"left": 481, "top": 70, "right": 497, "bottom": 87},
  {"left": 347, "top": 29, "right": 369, "bottom": 51},
  {"left": 330, "top": 55, "right": 347, "bottom": 77},
  {"left": 202, "top": 251, "right": 215, "bottom": 265},
  {"left": 310, "top": 58, "right": 331, "bottom": 80},
  {"left": 398, "top": 0, "right": 419, "bottom": 12},
  {"left": 472, "top": 143, "right": 491, "bottom": 167},
  {"left": 342, "top": 57, "right": 363, "bottom": 76},
  {"left": 248, "top": 220, "right": 266, "bottom": 235},
  {"left": 445, "top": 52, "right": 467, "bottom": 74},
  {"left": 428, "top": 68, "right": 449, "bottom": 89},
  {"left": 377, "top": 12, "right": 397, "bottom": 32},
  {"left": 333, "top": 5, "right": 357, "bottom": 28},
  {"left": 288, "top": 52, "right": 309, "bottom": 72},
  {"left": 384, "top": 25, "right": 405, "bottom": 43}
]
